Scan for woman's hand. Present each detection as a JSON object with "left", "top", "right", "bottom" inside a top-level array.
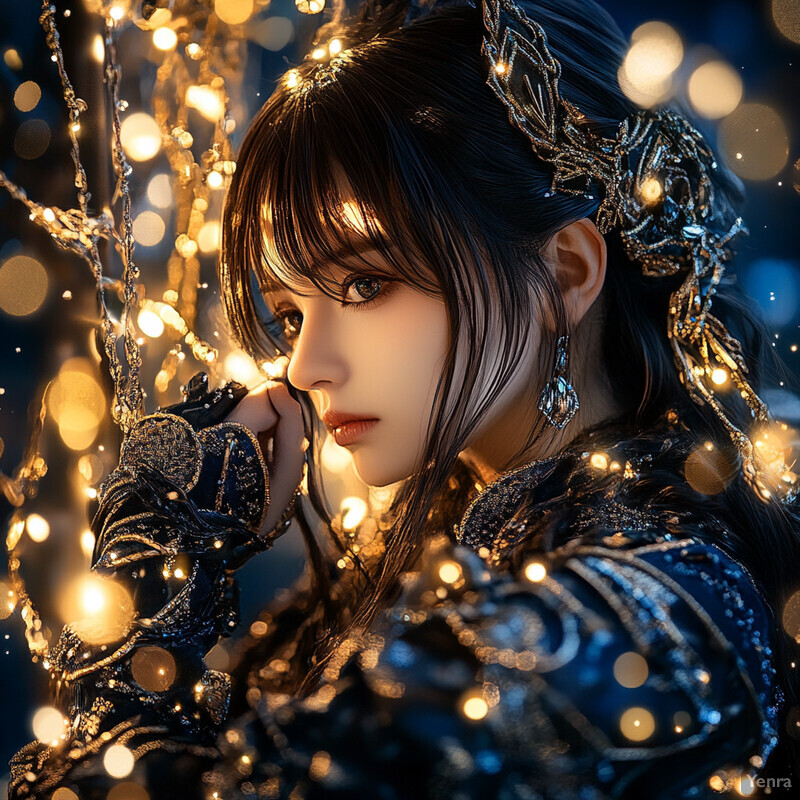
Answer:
[{"left": 223, "top": 365, "right": 305, "bottom": 537}]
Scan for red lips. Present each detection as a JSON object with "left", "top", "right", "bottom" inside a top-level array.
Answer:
[{"left": 322, "top": 410, "right": 380, "bottom": 447}]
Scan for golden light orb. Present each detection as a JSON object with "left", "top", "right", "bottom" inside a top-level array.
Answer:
[
  {"left": 137, "top": 308, "right": 165, "bottom": 338},
  {"left": 312, "top": 47, "right": 327, "bottom": 60},
  {"left": 132, "top": 211, "right": 166, "bottom": 247},
  {"left": 25, "top": 513, "right": 50, "bottom": 543},
  {"left": 152, "top": 27, "right": 178, "bottom": 51},
  {"left": 719, "top": 103, "right": 789, "bottom": 181},
  {"left": 296, "top": 0, "right": 325, "bottom": 13},
  {"left": 198, "top": 220, "right": 221, "bottom": 253},
  {"left": 619, "top": 21, "right": 683, "bottom": 108},
  {"left": 32, "top": 706, "right": 68, "bottom": 744},
  {"left": 52, "top": 789, "right": 80, "bottom": 800},
  {"left": 120, "top": 112, "right": 162, "bottom": 161},
  {"left": 285, "top": 69, "right": 301, "bottom": 89},
  {"left": 80, "top": 529, "right": 96, "bottom": 558},
  {"left": 462, "top": 695, "right": 489, "bottom": 721},
  {"left": 687, "top": 60, "right": 743, "bottom": 120},
  {"left": 639, "top": 176, "right": 663, "bottom": 206},
  {"left": 131, "top": 646, "right": 177, "bottom": 692},
  {"left": 589, "top": 452, "right": 609, "bottom": 471},
  {"left": 223, "top": 351, "right": 262, "bottom": 387},
  {"left": 710, "top": 368, "right": 728, "bottom": 385},
  {"left": 619, "top": 706, "right": 656, "bottom": 741},
  {"left": 186, "top": 84, "right": 224, "bottom": 121},
  {"left": 91, "top": 35, "right": 104, "bottom": 63},
  {"left": 773, "top": 0, "right": 800, "bottom": 44},
  {"left": 104, "top": 744, "right": 135, "bottom": 778},
  {"left": 524, "top": 561, "right": 547, "bottom": 582},
  {"left": 321, "top": 433, "right": 354, "bottom": 474},
  {"left": 0, "top": 255, "right": 48, "bottom": 317},
  {"left": 329, "top": 38, "right": 342, "bottom": 55},
  {"left": 341, "top": 496, "right": 368, "bottom": 531},
  {"left": 207, "top": 170, "right": 224, "bottom": 189},
  {"left": 613, "top": 651, "right": 649, "bottom": 688},
  {"left": 215, "top": 0, "right": 254, "bottom": 25},
  {"left": 109, "top": 5, "right": 125, "bottom": 22},
  {"left": 438, "top": 561, "right": 463, "bottom": 584},
  {"left": 494, "top": 62, "right": 507, "bottom": 75},
  {"left": 14, "top": 81, "right": 41, "bottom": 112}
]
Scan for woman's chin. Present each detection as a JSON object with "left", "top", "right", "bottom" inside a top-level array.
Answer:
[{"left": 351, "top": 451, "right": 413, "bottom": 488}]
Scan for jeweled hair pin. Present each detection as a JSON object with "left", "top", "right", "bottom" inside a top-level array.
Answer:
[{"left": 479, "top": 0, "right": 796, "bottom": 502}]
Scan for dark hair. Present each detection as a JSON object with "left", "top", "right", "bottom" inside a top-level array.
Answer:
[{"left": 220, "top": 0, "right": 800, "bottom": 784}]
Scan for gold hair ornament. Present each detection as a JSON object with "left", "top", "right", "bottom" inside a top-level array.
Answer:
[{"left": 481, "top": 0, "right": 797, "bottom": 502}]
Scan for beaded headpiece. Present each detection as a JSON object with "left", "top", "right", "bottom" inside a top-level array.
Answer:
[
  {"left": 478, "top": 0, "right": 795, "bottom": 502},
  {"left": 294, "top": 0, "right": 798, "bottom": 502}
]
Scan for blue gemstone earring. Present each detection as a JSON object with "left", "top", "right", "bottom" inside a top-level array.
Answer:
[{"left": 538, "top": 335, "right": 579, "bottom": 429}]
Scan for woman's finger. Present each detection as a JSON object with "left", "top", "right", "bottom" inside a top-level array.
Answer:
[{"left": 259, "top": 381, "right": 305, "bottom": 535}]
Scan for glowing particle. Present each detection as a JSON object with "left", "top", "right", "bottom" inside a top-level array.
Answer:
[
  {"left": 152, "top": 27, "right": 178, "bottom": 50},
  {"left": 103, "top": 744, "right": 134, "bottom": 778},
  {"left": 711, "top": 368, "right": 728, "bottom": 385},
  {"left": 619, "top": 706, "right": 655, "bottom": 741},
  {"left": 524, "top": 561, "right": 547, "bottom": 582},
  {"left": 438, "top": 561, "right": 463, "bottom": 585},
  {"left": 613, "top": 652, "right": 649, "bottom": 688},
  {"left": 26, "top": 513, "right": 50, "bottom": 543},
  {"left": 120, "top": 113, "right": 162, "bottom": 161},
  {"left": 32, "top": 706, "right": 67, "bottom": 744},
  {"left": 462, "top": 695, "right": 489, "bottom": 720}
]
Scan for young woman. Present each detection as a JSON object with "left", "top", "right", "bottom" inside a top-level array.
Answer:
[{"left": 11, "top": 0, "right": 800, "bottom": 797}]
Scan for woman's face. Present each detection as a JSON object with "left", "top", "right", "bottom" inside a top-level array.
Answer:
[{"left": 263, "top": 254, "right": 450, "bottom": 487}]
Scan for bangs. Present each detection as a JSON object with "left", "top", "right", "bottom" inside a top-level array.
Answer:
[{"left": 232, "top": 67, "right": 447, "bottom": 312}]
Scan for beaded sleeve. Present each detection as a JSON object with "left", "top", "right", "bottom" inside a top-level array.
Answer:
[{"left": 8, "top": 375, "right": 298, "bottom": 799}]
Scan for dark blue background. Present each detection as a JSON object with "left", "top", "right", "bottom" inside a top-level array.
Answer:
[{"left": 1, "top": 0, "right": 798, "bottom": 788}]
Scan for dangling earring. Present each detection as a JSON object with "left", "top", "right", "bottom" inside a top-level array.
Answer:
[{"left": 538, "top": 334, "right": 579, "bottom": 429}]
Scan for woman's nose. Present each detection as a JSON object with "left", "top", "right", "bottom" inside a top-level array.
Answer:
[{"left": 286, "top": 305, "right": 347, "bottom": 392}]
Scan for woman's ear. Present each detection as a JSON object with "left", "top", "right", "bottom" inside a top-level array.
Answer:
[{"left": 542, "top": 217, "right": 607, "bottom": 331}]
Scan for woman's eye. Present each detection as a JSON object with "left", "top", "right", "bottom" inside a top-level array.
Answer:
[{"left": 344, "top": 277, "right": 384, "bottom": 304}]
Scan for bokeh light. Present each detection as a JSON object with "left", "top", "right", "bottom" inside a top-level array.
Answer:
[
  {"left": 25, "top": 513, "right": 50, "bottom": 543},
  {"left": 4, "top": 48, "right": 23, "bottom": 69},
  {"left": 104, "top": 744, "right": 135, "bottom": 779},
  {"left": 132, "top": 210, "right": 166, "bottom": 247},
  {"left": 47, "top": 357, "right": 106, "bottom": 451},
  {"left": 0, "top": 579, "right": 17, "bottom": 621},
  {"left": 223, "top": 350, "right": 262, "bottom": 386},
  {"left": 619, "top": 706, "right": 656, "bottom": 741},
  {"left": 0, "top": 255, "right": 48, "bottom": 316},
  {"left": 186, "top": 84, "right": 225, "bottom": 121},
  {"left": 684, "top": 443, "right": 739, "bottom": 495},
  {"left": 744, "top": 259, "right": 798, "bottom": 327},
  {"left": 120, "top": 112, "right": 162, "bottom": 161},
  {"left": 137, "top": 308, "right": 165, "bottom": 338},
  {"left": 130, "top": 646, "right": 177, "bottom": 692},
  {"left": 32, "top": 706, "right": 68, "bottom": 744},
  {"left": 619, "top": 21, "right": 683, "bottom": 108},
  {"left": 719, "top": 103, "right": 789, "bottom": 180},
  {"left": 80, "top": 529, "right": 95, "bottom": 558},
  {"left": 63, "top": 573, "right": 135, "bottom": 646},
  {"left": 320, "top": 434, "right": 353, "bottom": 473},
  {"left": 13, "top": 119, "right": 50, "bottom": 160},
  {"left": 248, "top": 17, "right": 295, "bottom": 51},
  {"left": 215, "top": 0, "right": 254, "bottom": 25},
  {"left": 613, "top": 652, "right": 649, "bottom": 688},
  {"left": 107, "top": 782, "right": 149, "bottom": 800},
  {"left": 52, "top": 789, "right": 79, "bottom": 800},
  {"left": 146, "top": 173, "right": 173, "bottom": 209},
  {"left": 687, "top": 60, "right": 743, "bottom": 119},
  {"left": 197, "top": 220, "right": 221, "bottom": 253},
  {"left": 773, "top": 0, "right": 800, "bottom": 44},
  {"left": 782, "top": 588, "right": 800, "bottom": 641},
  {"left": 524, "top": 560, "right": 547, "bottom": 582},
  {"left": 341, "top": 496, "right": 368, "bottom": 531},
  {"left": 152, "top": 27, "right": 177, "bottom": 51},
  {"left": 14, "top": 80, "right": 41, "bottom": 112}
]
